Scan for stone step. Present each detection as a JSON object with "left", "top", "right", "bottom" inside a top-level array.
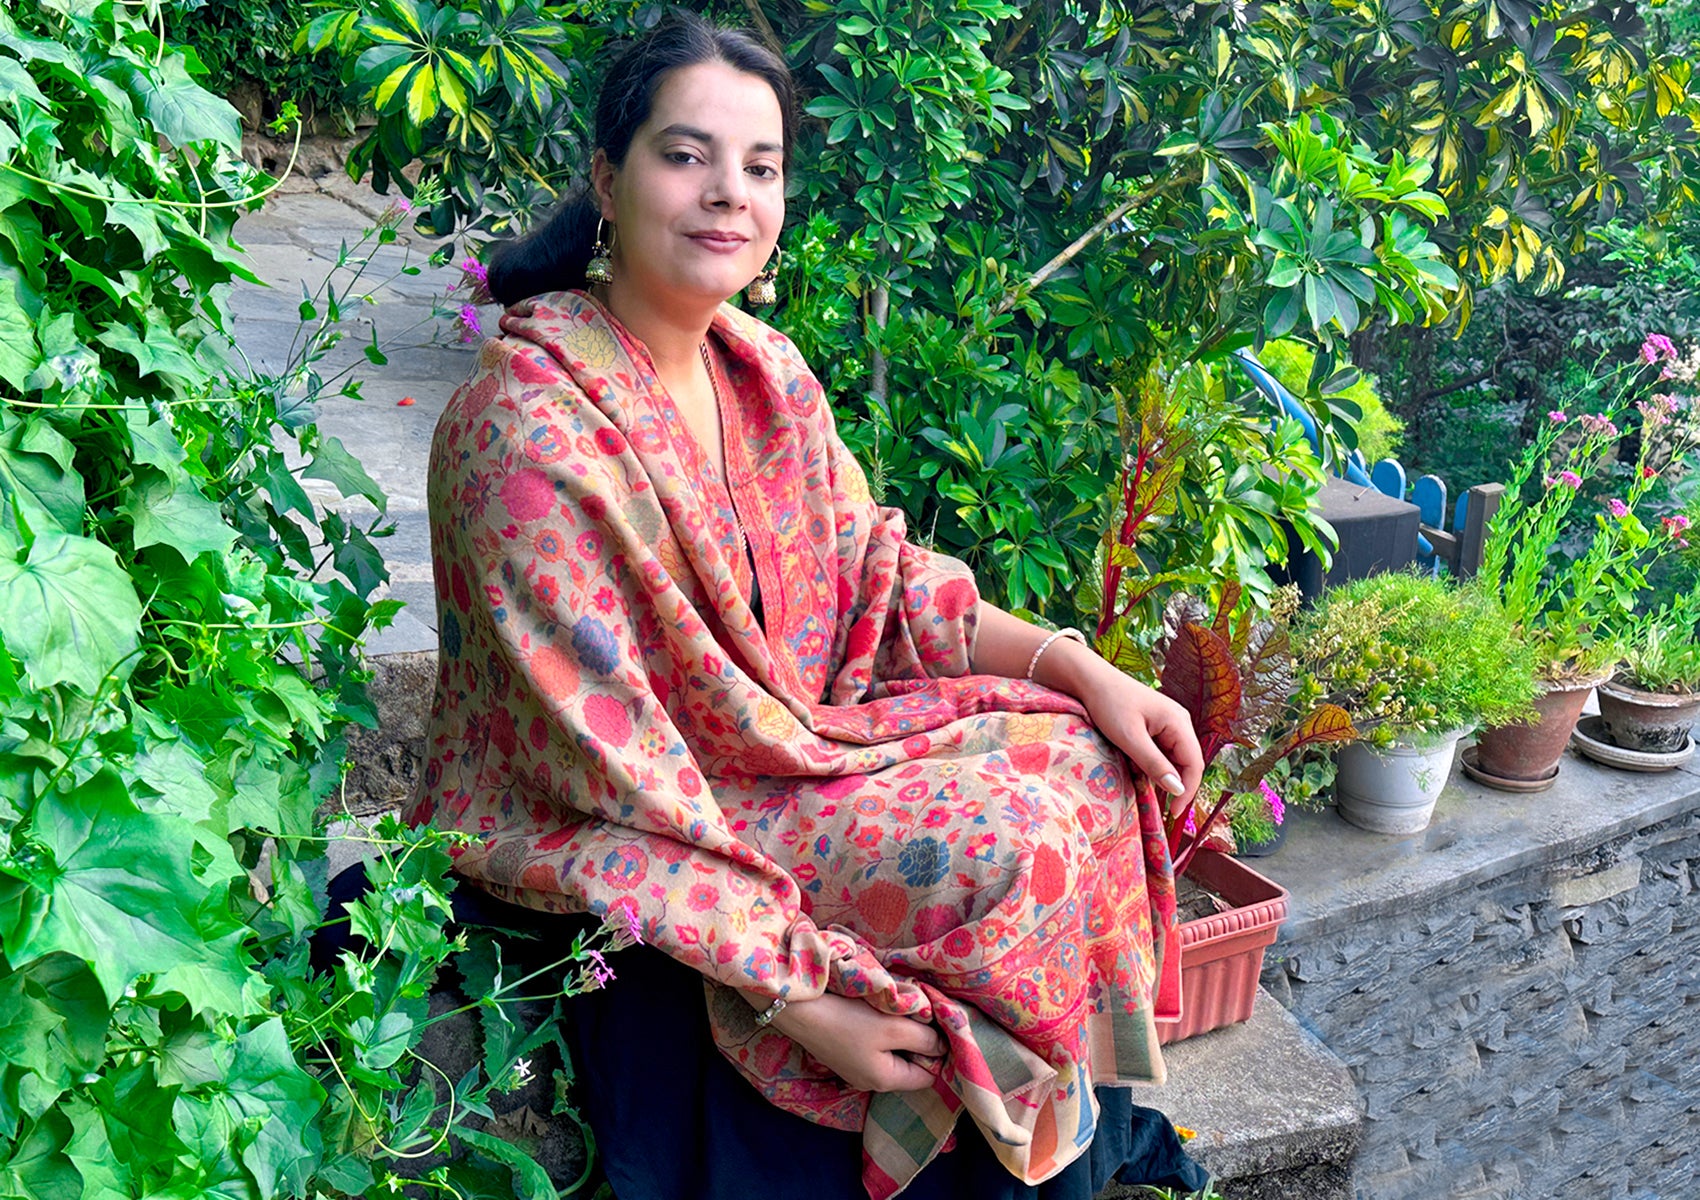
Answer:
[{"left": 1115, "top": 991, "right": 1361, "bottom": 1199}]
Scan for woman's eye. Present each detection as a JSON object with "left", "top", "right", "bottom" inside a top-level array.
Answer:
[
  {"left": 666, "top": 150, "right": 701, "bottom": 165},
  {"left": 748, "top": 164, "right": 780, "bottom": 180}
]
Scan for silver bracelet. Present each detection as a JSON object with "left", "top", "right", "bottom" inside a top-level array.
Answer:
[
  {"left": 1024, "top": 626, "right": 1086, "bottom": 681},
  {"left": 753, "top": 995, "right": 787, "bottom": 1027}
]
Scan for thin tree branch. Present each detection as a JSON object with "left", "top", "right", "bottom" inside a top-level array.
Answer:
[
  {"left": 739, "top": 0, "right": 780, "bottom": 49},
  {"left": 997, "top": 175, "right": 1187, "bottom": 313}
]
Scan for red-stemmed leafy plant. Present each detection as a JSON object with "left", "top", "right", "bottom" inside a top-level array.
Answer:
[{"left": 1152, "top": 588, "right": 1358, "bottom": 879}]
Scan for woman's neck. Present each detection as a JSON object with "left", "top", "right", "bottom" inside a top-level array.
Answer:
[{"left": 595, "top": 279, "right": 718, "bottom": 377}]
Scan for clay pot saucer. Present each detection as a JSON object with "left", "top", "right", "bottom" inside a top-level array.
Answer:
[
  {"left": 1460, "top": 744, "right": 1560, "bottom": 793},
  {"left": 1570, "top": 716, "right": 1695, "bottom": 773}
]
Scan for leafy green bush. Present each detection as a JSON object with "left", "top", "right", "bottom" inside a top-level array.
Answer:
[
  {"left": 166, "top": 0, "right": 354, "bottom": 131},
  {"left": 1295, "top": 571, "right": 1541, "bottom": 742},
  {"left": 0, "top": 5, "right": 615, "bottom": 1196}
]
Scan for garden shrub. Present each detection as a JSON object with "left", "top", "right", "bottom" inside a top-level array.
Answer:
[{"left": 0, "top": 4, "right": 610, "bottom": 1195}]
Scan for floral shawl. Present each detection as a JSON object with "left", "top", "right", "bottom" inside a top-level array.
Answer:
[{"left": 406, "top": 291, "right": 1178, "bottom": 1197}]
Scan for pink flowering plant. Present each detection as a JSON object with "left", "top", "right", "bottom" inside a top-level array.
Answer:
[{"left": 1478, "top": 336, "right": 1700, "bottom": 680}]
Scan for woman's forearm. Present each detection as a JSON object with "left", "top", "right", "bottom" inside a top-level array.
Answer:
[{"left": 969, "top": 600, "right": 1108, "bottom": 699}]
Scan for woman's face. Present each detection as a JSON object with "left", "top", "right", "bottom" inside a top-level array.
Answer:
[{"left": 593, "top": 60, "right": 785, "bottom": 312}]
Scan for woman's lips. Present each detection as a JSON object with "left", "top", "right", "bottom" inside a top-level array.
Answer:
[{"left": 686, "top": 232, "right": 749, "bottom": 254}]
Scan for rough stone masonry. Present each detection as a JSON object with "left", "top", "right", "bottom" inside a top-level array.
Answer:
[{"left": 1264, "top": 804, "right": 1700, "bottom": 1199}]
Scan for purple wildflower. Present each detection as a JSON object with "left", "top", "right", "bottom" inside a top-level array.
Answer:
[
  {"left": 1183, "top": 809, "right": 1197, "bottom": 837},
  {"left": 1259, "top": 780, "right": 1286, "bottom": 826},
  {"left": 1637, "top": 398, "right": 1670, "bottom": 428},
  {"left": 1608, "top": 498, "right": 1630, "bottom": 518},
  {"left": 1641, "top": 333, "right": 1677, "bottom": 364},
  {"left": 453, "top": 303, "right": 483, "bottom": 344},
  {"left": 1663, "top": 515, "right": 1692, "bottom": 536},
  {"left": 1558, "top": 470, "right": 1583, "bottom": 489},
  {"left": 585, "top": 949, "right": 616, "bottom": 989},
  {"left": 1577, "top": 412, "right": 1619, "bottom": 437},
  {"left": 1547, "top": 410, "right": 1568, "bottom": 424},
  {"left": 459, "top": 255, "right": 494, "bottom": 305}
]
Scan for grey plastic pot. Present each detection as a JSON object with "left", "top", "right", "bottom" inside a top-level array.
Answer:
[{"left": 1335, "top": 730, "right": 1466, "bottom": 835}]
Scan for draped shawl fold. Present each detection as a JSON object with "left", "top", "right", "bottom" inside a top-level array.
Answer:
[{"left": 406, "top": 291, "right": 1179, "bottom": 1198}]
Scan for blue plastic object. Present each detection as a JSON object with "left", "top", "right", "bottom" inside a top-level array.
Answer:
[{"left": 1231, "top": 349, "right": 1433, "bottom": 557}]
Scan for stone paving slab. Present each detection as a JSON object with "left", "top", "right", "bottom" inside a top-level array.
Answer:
[{"left": 232, "top": 174, "right": 492, "bottom": 656}]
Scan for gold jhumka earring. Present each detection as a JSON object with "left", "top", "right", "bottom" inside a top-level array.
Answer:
[
  {"left": 745, "top": 246, "right": 781, "bottom": 305},
  {"left": 586, "top": 219, "right": 615, "bottom": 284}
]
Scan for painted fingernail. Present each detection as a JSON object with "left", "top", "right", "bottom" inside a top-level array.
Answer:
[{"left": 1159, "top": 773, "right": 1184, "bottom": 796}]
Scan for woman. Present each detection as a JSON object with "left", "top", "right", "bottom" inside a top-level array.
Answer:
[{"left": 407, "top": 12, "right": 1207, "bottom": 1199}]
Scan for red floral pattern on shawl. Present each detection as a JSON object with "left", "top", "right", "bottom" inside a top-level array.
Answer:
[{"left": 406, "top": 291, "right": 1178, "bottom": 1197}]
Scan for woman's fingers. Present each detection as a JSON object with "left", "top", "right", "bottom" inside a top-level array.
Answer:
[
  {"left": 887, "top": 1016, "right": 946, "bottom": 1058},
  {"left": 1147, "top": 707, "right": 1205, "bottom": 801},
  {"left": 1118, "top": 722, "right": 1184, "bottom": 799},
  {"left": 876, "top": 1053, "right": 940, "bottom": 1092}
]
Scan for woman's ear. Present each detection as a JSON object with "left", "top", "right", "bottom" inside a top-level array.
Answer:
[{"left": 590, "top": 149, "right": 617, "bottom": 220}]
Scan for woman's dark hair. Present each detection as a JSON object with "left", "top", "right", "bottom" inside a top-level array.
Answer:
[{"left": 485, "top": 11, "right": 798, "bottom": 306}]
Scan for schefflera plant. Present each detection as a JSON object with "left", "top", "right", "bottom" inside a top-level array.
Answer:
[{"left": 1151, "top": 588, "right": 1358, "bottom": 879}]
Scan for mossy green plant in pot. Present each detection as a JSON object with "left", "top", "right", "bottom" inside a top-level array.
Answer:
[
  {"left": 1296, "top": 571, "right": 1540, "bottom": 832},
  {"left": 1593, "top": 597, "right": 1700, "bottom": 757}
]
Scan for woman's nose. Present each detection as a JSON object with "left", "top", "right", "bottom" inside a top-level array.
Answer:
[{"left": 704, "top": 162, "right": 749, "bottom": 209}]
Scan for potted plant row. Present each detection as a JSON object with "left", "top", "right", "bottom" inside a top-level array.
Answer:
[
  {"left": 1468, "top": 337, "right": 1700, "bottom": 789},
  {"left": 1292, "top": 571, "right": 1539, "bottom": 832}
]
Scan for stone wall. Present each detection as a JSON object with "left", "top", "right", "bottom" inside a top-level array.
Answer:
[{"left": 1261, "top": 795, "right": 1700, "bottom": 1199}]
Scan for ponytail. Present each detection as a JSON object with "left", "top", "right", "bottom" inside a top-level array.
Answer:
[{"left": 485, "top": 189, "right": 601, "bottom": 307}]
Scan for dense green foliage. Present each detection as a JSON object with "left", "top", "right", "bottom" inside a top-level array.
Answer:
[
  {"left": 167, "top": 0, "right": 354, "bottom": 131},
  {"left": 0, "top": 4, "right": 614, "bottom": 1197}
]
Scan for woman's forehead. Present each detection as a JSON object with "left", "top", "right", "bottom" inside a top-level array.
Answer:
[{"left": 645, "top": 61, "right": 784, "bottom": 148}]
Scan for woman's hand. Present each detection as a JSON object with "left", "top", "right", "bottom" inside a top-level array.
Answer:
[
  {"left": 754, "top": 991, "right": 945, "bottom": 1093},
  {"left": 1050, "top": 643, "right": 1205, "bottom": 806}
]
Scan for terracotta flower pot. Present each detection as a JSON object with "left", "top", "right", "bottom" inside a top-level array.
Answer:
[
  {"left": 1596, "top": 678, "right": 1700, "bottom": 754},
  {"left": 1154, "top": 851, "right": 1288, "bottom": 1045},
  {"left": 1472, "top": 677, "right": 1596, "bottom": 785}
]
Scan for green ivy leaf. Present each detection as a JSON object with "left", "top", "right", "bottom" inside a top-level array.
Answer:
[
  {"left": 221, "top": 1019, "right": 325, "bottom": 1200},
  {"left": 117, "top": 54, "right": 243, "bottom": 149},
  {"left": 97, "top": 323, "right": 208, "bottom": 387},
  {"left": 0, "top": 531, "right": 140, "bottom": 694},
  {"left": 302, "top": 436, "right": 387, "bottom": 512},
  {"left": 121, "top": 466, "right": 238, "bottom": 563},
  {"left": 0, "top": 770, "right": 247, "bottom": 1007},
  {"left": 0, "top": 1111, "right": 79, "bottom": 1200},
  {"left": 132, "top": 736, "right": 221, "bottom": 825},
  {"left": 0, "top": 261, "right": 41, "bottom": 391},
  {"left": 60, "top": 1097, "right": 129, "bottom": 1200},
  {"left": 0, "top": 413, "right": 86, "bottom": 535}
]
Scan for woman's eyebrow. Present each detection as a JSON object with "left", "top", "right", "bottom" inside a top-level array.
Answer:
[{"left": 655, "top": 122, "right": 783, "bottom": 155}]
